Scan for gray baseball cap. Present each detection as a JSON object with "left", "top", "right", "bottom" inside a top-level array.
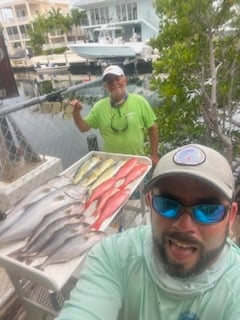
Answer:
[{"left": 144, "top": 144, "right": 234, "bottom": 200}]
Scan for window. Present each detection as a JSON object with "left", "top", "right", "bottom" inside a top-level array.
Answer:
[
  {"left": 90, "top": 7, "right": 109, "bottom": 25},
  {"left": 116, "top": 2, "right": 137, "bottom": 22}
]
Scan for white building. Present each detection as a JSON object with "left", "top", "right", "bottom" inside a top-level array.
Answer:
[
  {"left": 71, "top": 0, "right": 160, "bottom": 43},
  {"left": 0, "top": 0, "right": 84, "bottom": 55}
]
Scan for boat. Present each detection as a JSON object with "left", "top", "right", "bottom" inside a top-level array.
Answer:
[
  {"left": 34, "top": 64, "right": 70, "bottom": 74},
  {"left": 68, "top": 25, "right": 153, "bottom": 64}
]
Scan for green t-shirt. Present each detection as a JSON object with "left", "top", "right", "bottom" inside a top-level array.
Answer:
[
  {"left": 85, "top": 93, "right": 156, "bottom": 155},
  {"left": 56, "top": 226, "right": 240, "bottom": 320}
]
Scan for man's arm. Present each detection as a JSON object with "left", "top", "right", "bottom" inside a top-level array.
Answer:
[
  {"left": 56, "top": 240, "right": 122, "bottom": 320},
  {"left": 148, "top": 124, "right": 159, "bottom": 166}
]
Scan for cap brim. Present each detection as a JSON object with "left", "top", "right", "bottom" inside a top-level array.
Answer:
[{"left": 143, "top": 170, "right": 233, "bottom": 200}]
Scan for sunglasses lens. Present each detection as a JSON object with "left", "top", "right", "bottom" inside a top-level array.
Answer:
[
  {"left": 152, "top": 196, "right": 227, "bottom": 224},
  {"left": 111, "top": 113, "right": 128, "bottom": 132},
  {"left": 192, "top": 204, "right": 226, "bottom": 224},
  {"left": 152, "top": 196, "right": 180, "bottom": 218}
]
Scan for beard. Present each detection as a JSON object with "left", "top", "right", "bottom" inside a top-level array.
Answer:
[{"left": 153, "top": 228, "right": 228, "bottom": 279}]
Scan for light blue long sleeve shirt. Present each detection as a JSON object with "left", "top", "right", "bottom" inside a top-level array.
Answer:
[{"left": 56, "top": 226, "right": 240, "bottom": 320}]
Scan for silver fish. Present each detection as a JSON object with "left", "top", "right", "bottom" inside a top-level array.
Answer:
[
  {"left": 0, "top": 186, "right": 56, "bottom": 236},
  {"left": 38, "top": 230, "right": 105, "bottom": 269},
  {"left": 30, "top": 222, "right": 90, "bottom": 262},
  {"left": 26, "top": 202, "right": 84, "bottom": 249},
  {"left": 47, "top": 174, "right": 73, "bottom": 188},
  {"left": 0, "top": 175, "right": 73, "bottom": 236},
  {"left": 15, "top": 214, "right": 85, "bottom": 257},
  {"left": 0, "top": 184, "right": 86, "bottom": 244}
]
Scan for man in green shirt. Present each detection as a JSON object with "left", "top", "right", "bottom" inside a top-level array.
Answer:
[
  {"left": 70, "top": 65, "right": 159, "bottom": 166},
  {"left": 56, "top": 144, "right": 240, "bottom": 320}
]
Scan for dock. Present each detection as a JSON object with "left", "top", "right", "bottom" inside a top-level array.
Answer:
[{"left": 10, "top": 50, "right": 153, "bottom": 75}]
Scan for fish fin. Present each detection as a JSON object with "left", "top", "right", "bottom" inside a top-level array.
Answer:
[
  {"left": 8, "top": 247, "right": 23, "bottom": 258},
  {"left": 33, "top": 263, "right": 43, "bottom": 270}
]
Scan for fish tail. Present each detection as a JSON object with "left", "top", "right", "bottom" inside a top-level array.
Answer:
[
  {"left": 34, "top": 262, "right": 44, "bottom": 270},
  {"left": 8, "top": 247, "right": 23, "bottom": 258},
  {"left": 119, "top": 183, "right": 127, "bottom": 190},
  {"left": 25, "top": 256, "right": 35, "bottom": 265},
  {"left": 90, "top": 218, "right": 102, "bottom": 231},
  {"left": 9, "top": 251, "right": 25, "bottom": 260}
]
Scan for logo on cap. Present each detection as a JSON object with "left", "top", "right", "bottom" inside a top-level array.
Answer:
[{"left": 173, "top": 146, "right": 206, "bottom": 166}]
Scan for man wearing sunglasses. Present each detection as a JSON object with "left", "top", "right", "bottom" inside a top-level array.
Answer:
[
  {"left": 70, "top": 65, "right": 159, "bottom": 166},
  {"left": 56, "top": 144, "right": 240, "bottom": 320}
]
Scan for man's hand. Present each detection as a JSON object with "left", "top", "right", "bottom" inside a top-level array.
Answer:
[{"left": 69, "top": 99, "right": 83, "bottom": 113}]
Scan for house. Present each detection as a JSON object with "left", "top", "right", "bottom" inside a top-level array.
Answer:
[
  {"left": 71, "top": 0, "right": 160, "bottom": 43},
  {"left": 0, "top": 0, "right": 85, "bottom": 56}
]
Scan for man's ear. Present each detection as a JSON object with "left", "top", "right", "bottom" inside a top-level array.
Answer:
[
  {"left": 229, "top": 201, "right": 238, "bottom": 229},
  {"left": 145, "top": 192, "right": 152, "bottom": 207}
]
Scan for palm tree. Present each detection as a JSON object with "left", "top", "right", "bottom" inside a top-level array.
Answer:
[{"left": 70, "top": 8, "right": 88, "bottom": 42}]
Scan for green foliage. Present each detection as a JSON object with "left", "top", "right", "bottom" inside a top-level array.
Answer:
[
  {"left": 44, "top": 47, "right": 68, "bottom": 55},
  {"left": 27, "top": 7, "right": 83, "bottom": 54},
  {"left": 151, "top": 0, "right": 240, "bottom": 161},
  {"left": 70, "top": 8, "right": 87, "bottom": 26},
  {"left": 27, "top": 14, "right": 48, "bottom": 54},
  {"left": 38, "top": 80, "right": 53, "bottom": 95}
]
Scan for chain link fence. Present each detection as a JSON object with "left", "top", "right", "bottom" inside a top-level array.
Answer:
[{"left": 0, "top": 77, "right": 106, "bottom": 211}]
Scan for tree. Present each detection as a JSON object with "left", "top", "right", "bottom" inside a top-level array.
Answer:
[
  {"left": 69, "top": 8, "right": 88, "bottom": 42},
  {"left": 27, "top": 14, "right": 49, "bottom": 55},
  {"left": 150, "top": 0, "right": 240, "bottom": 163},
  {"left": 27, "top": 7, "right": 88, "bottom": 53},
  {"left": 47, "top": 7, "right": 72, "bottom": 45},
  {"left": 70, "top": 8, "right": 87, "bottom": 26}
]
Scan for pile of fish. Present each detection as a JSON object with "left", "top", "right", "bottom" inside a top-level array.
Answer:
[{"left": 0, "top": 154, "right": 149, "bottom": 269}]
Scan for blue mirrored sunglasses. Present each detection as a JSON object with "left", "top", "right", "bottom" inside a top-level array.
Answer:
[{"left": 152, "top": 196, "right": 229, "bottom": 225}]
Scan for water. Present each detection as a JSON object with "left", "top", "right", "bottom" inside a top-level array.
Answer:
[{"left": 1, "top": 71, "right": 157, "bottom": 170}]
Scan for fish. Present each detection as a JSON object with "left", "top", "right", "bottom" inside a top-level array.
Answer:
[
  {"left": 73, "top": 156, "right": 101, "bottom": 184},
  {"left": 0, "top": 184, "right": 86, "bottom": 244},
  {"left": 8, "top": 202, "right": 83, "bottom": 258},
  {"left": 0, "top": 186, "right": 56, "bottom": 236},
  {"left": 85, "top": 177, "right": 117, "bottom": 208},
  {"left": 38, "top": 230, "right": 105, "bottom": 269},
  {"left": 62, "top": 184, "right": 88, "bottom": 201},
  {"left": 25, "top": 202, "right": 84, "bottom": 249},
  {"left": 82, "top": 200, "right": 98, "bottom": 220},
  {"left": 87, "top": 161, "right": 122, "bottom": 194},
  {"left": 47, "top": 174, "right": 73, "bottom": 188},
  {"left": 80, "top": 158, "right": 117, "bottom": 187},
  {"left": 91, "top": 188, "right": 131, "bottom": 231},
  {"left": 114, "top": 157, "right": 139, "bottom": 181},
  {"left": 14, "top": 214, "right": 85, "bottom": 258},
  {"left": 31, "top": 221, "right": 90, "bottom": 260},
  {"left": 90, "top": 187, "right": 120, "bottom": 218},
  {"left": 0, "top": 175, "right": 73, "bottom": 236},
  {"left": 120, "top": 163, "right": 149, "bottom": 188}
]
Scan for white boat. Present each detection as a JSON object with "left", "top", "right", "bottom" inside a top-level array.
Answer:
[
  {"left": 68, "top": 26, "right": 153, "bottom": 63},
  {"left": 34, "top": 64, "right": 69, "bottom": 74}
]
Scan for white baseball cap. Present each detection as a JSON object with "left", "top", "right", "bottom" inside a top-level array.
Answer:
[
  {"left": 144, "top": 144, "right": 234, "bottom": 200},
  {"left": 102, "top": 65, "right": 125, "bottom": 80}
]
